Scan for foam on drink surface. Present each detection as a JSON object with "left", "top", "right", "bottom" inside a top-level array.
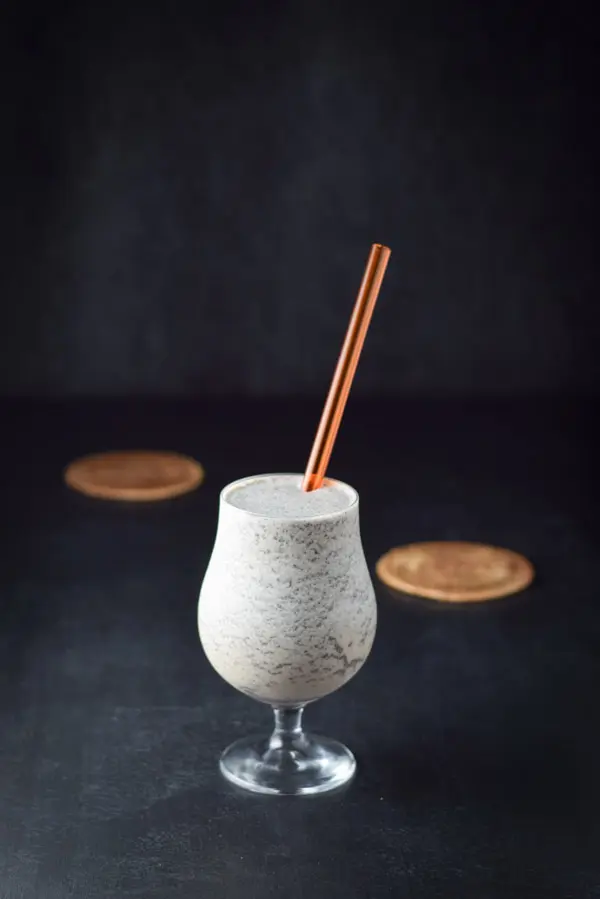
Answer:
[{"left": 225, "top": 474, "right": 354, "bottom": 519}]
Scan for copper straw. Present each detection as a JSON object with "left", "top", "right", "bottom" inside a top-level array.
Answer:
[{"left": 302, "top": 243, "right": 391, "bottom": 492}]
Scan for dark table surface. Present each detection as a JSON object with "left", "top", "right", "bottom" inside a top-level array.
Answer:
[{"left": 1, "top": 397, "right": 599, "bottom": 898}]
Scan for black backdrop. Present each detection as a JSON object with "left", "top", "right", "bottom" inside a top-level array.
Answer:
[{"left": 2, "top": 1, "right": 598, "bottom": 397}]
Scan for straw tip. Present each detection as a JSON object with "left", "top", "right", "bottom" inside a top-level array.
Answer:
[{"left": 301, "top": 473, "right": 322, "bottom": 492}]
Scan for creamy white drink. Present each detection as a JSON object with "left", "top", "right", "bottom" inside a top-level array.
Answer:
[{"left": 198, "top": 474, "right": 376, "bottom": 706}]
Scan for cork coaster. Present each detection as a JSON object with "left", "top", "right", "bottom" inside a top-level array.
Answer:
[
  {"left": 376, "top": 541, "right": 534, "bottom": 603},
  {"left": 64, "top": 451, "right": 204, "bottom": 502}
]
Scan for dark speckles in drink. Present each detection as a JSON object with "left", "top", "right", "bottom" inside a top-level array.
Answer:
[{"left": 198, "top": 474, "right": 377, "bottom": 706}]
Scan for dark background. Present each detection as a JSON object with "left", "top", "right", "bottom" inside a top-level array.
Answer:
[
  {"left": 2, "top": 1, "right": 598, "bottom": 397},
  {"left": 2, "top": 5, "right": 600, "bottom": 897}
]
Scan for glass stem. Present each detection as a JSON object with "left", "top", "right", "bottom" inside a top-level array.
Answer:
[{"left": 269, "top": 706, "right": 305, "bottom": 751}]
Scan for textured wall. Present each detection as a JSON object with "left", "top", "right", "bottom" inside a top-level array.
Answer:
[{"left": 1, "top": 2, "right": 598, "bottom": 396}]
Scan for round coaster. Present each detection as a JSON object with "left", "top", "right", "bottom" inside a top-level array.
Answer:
[
  {"left": 376, "top": 541, "right": 534, "bottom": 603},
  {"left": 64, "top": 450, "right": 204, "bottom": 502}
]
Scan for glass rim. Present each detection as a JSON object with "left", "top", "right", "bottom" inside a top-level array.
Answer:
[{"left": 220, "top": 473, "right": 359, "bottom": 523}]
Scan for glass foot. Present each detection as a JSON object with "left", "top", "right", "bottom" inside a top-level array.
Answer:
[{"left": 219, "top": 731, "right": 356, "bottom": 796}]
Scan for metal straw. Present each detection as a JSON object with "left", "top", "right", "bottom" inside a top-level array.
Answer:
[{"left": 302, "top": 243, "right": 391, "bottom": 492}]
